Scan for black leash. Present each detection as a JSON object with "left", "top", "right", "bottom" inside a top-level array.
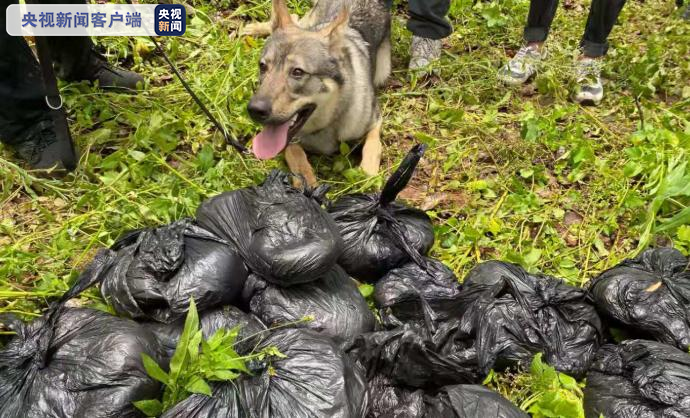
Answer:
[
  {"left": 123, "top": 0, "right": 247, "bottom": 153},
  {"left": 32, "top": 35, "right": 77, "bottom": 170},
  {"left": 144, "top": 34, "right": 248, "bottom": 153}
]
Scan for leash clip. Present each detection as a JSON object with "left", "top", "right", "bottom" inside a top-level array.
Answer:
[{"left": 45, "top": 95, "right": 64, "bottom": 110}]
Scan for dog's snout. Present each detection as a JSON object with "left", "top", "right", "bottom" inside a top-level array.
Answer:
[{"left": 248, "top": 97, "right": 272, "bottom": 122}]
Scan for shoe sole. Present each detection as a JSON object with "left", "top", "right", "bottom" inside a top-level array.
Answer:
[
  {"left": 500, "top": 74, "right": 533, "bottom": 86},
  {"left": 573, "top": 96, "right": 602, "bottom": 106}
]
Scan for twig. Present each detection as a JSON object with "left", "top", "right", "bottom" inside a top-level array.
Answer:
[{"left": 634, "top": 95, "right": 645, "bottom": 130}]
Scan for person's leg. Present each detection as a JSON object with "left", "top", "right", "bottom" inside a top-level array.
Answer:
[
  {"left": 499, "top": 0, "right": 557, "bottom": 85},
  {"left": 573, "top": 0, "right": 626, "bottom": 105},
  {"left": 579, "top": 0, "right": 627, "bottom": 58},
  {"left": 42, "top": 0, "right": 143, "bottom": 88},
  {"left": 0, "top": 9, "right": 77, "bottom": 171},
  {"left": 524, "top": 0, "right": 560, "bottom": 44},
  {"left": 0, "top": 32, "right": 48, "bottom": 143},
  {"left": 406, "top": 0, "right": 452, "bottom": 40},
  {"left": 401, "top": 0, "right": 452, "bottom": 70}
]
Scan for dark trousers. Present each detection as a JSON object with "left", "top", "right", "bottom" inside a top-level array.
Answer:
[
  {"left": 523, "top": 0, "right": 627, "bottom": 57},
  {"left": 386, "top": 0, "right": 453, "bottom": 40},
  {"left": 0, "top": 0, "right": 92, "bottom": 144}
]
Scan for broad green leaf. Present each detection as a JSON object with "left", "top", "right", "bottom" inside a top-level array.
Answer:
[
  {"left": 188, "top": 330, "right": 203, "bottom": 364},
  {"left": 218, "top": 357, "right": 250, "bottom": 373},
  {"left": 128, "top": 150, "right": 147, "bottom": 162},
  {"left": 170, "top": 299, "right": 200, "bottom": 379},
  {"left": 211, "top": 369, "right": 241, "bottom": 381},
  {"left": 196, "top": 145, "right": 215, "bottom": 172},
  {"left": 558, "top": 374, "right": 581, "bottom": 394},
  {"left": 141, "top": 353, "right": 169, "bottom": 385},
  {"left": 186, "top": 376, "right": 212, "bottom": 396},
  {"left": 524, "top": 248, "right": 543, "bottom": 268},
  {"left": 678, "top": 225, "right": 690, "bottom": 242},
  {"left": 358, "top": 283, "right": 374, "bottom": 299},
  {"left": 655, "top": 207, "right": 690, "bottom": 233},
  {"left": 133, "top": 399, "right": 164, "bottom": 417}
]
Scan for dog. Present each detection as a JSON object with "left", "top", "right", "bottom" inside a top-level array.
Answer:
[{"left": 245, "top": 0, "right": 391, "bottom": 186}]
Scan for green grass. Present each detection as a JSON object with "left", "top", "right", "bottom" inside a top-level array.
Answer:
[{"left": 1, "top": 0, "right": 689, "bottom": 415}]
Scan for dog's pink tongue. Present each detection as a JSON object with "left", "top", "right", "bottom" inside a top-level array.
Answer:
[{"left": 252, "top": 123, "right": 290, "bottom": 160}]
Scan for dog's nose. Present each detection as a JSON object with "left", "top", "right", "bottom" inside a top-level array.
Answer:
[{"left": 247, "top": 97, "right": 272, "bottom": 122}]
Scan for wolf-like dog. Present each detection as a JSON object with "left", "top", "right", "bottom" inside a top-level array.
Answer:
[{"left": 246, "top": 0, "right": 391, "bottom": 186}]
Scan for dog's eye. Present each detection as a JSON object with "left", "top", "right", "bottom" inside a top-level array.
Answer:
[
  {"left": 259, "top": 62, "right": 268, "bottom": 73},
  {"left": 290, "top": 68, "right": 306, "bottom": 78}
]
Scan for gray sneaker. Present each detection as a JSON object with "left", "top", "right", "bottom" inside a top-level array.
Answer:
[
  {"left": 572, "top": 57, "right": 604, "bottom": 105},
  {"left": 499, "top": 44, "right": 545, "bottom": 85},
  {"left": 409, "top": 36, "right": 442, "bottom": 71}
]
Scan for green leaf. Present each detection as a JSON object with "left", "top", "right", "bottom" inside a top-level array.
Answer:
[
  {"left": 128, "top": 150, "right": 147, "bottom": 162},
  {"left": 133, "top": 399, "right": 164, "bottom": 417},
  {"left": 170, "top": 299, "right": 200, "bottom": 380},
  {"left": 482, "top": 369, "right": 496, "bottom": 385},
  {"left": 196, "top": 145, "right": 215, "bottom": 172},
  {"left": 141, "top": 353, "right": 169, "bottom": 385},
  {"left": 528, "top": 353, "right": 585, "bottom": 418},
  {"left": 523, "top": 248, "right": 543, "bottom": 268},
  {"left": 262, "top": 345, "right": 288, "bottom": 359},
  {"left": 342, "top": 168, "right": 365, "bottom": 183},
  {"left": 656, "top": 207, "right": 690, "bottom": 233},
  {"left": 358, "top": 283, "right": 374, "bottom": 299},
  {"left": 217, "top": 356, "right": 250, "bottom": 373},
  {"left": 413, "top": 131, "right": 439, "bottom": 146},
  {"left": 520, "top": 168, "right": 534, "bottom": 178},
  {"left": 210, "top": 369, "right": 241, "bottom": 381},
  {"left": 185, "top": 376, "right": 212, "bottom": 396},
  {"left": 678, "top": 225, "right": 690, "bottom": 242},
  {"left": 558, "top": 374, "right": 581, "bottom": 393},
  {"left": 339, "top": 142, "right": 350, "bottom": 156},
  {"left": 188, "top": 330, "right": 203, "bottom": 364}
]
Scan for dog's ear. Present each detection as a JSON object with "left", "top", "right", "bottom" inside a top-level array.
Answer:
[
  {"left": 271, "top": 0, "right": 293, "bottom": 31},
  {"left": 319, "top": 7, "right": 349, "bottom": 39}
]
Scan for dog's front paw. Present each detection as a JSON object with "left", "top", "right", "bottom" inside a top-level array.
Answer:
[
  {"left": 359, "top": 159, "right": 380, "bottom": 177},
  {"left": 241, "top": 22, "right": 272, "bottom": 37}
]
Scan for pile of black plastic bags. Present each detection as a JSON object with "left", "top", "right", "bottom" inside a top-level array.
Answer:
[{"left": 1, "top": 145, "right": 688, "bottom": 418}]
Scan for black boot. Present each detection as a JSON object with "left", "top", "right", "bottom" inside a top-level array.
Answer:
[
  {"left": 0, "top": 25, "right": 77, "bottom": 174},
  {"left": 47, "top": 35, "right": 143, "bottom": 90},
  {"left": 11, "top": 111, "right": 77, "bottom": 174},
  {"left": 75, "top": 49, "right": 144, "bottom": 90}
]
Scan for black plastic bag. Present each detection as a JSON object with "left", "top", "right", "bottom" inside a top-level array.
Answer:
[
  {"left": 458, "top": 261, "right": 603, "bottom": 377},
  {"left": 366, "top": 374, "right": 426, "bottom": 417},
  {"left": 583, "top": 339, "right": 690, "bottom": 418},
  {"left": 375, "top": 257, "right": 463, "bottom": 327},
  {"left": 196, "top": 170, "right": 343, "bottom": 286},
  {"left": 243, "top": 266, "right": 376, "bottom": 347},
  {"left": 349, "top": 319, "right": 480, "bottom": 389},
  {"left": 328, "top": 145, "right": 434, "bottom": 282},
  {"left": 142, "top": 305, "right": 267, "bottom": 360},
  {"left": 162, "top": 328, "right": 368, "bottom": 418},
  {"left": 589, "top": 247, "right": 690, "bottom": 351},
  {"left": 365, "top": 375, "right": 527, "bottom": 418},
  {"left": 0, "top": 308, "right": 163, "bottom": 418},
  {"left": 97, "top": 219, "right": 248, "bottom": 323},
  {"left": 424, "top": 385, "right": 528, "bottom": 418}
]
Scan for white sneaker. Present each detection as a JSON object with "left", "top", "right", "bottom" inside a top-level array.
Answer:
[
  {"left": 572, "top": 57, "right": 604, "bottom": 105},
  {"left": 409, "top": 36, "right": 442, "bottom": 71},
  {"left": 498, "top": 44, "right": 546, "bottom": 85}
]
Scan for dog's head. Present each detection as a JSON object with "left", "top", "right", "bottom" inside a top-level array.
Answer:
[{"left": 247, "top": 0, "right": 349, "bottom": 160}]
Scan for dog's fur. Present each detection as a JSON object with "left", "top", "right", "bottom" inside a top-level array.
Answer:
[{"left": 246, "top": 0, "right": 391, "bottom": 185}]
